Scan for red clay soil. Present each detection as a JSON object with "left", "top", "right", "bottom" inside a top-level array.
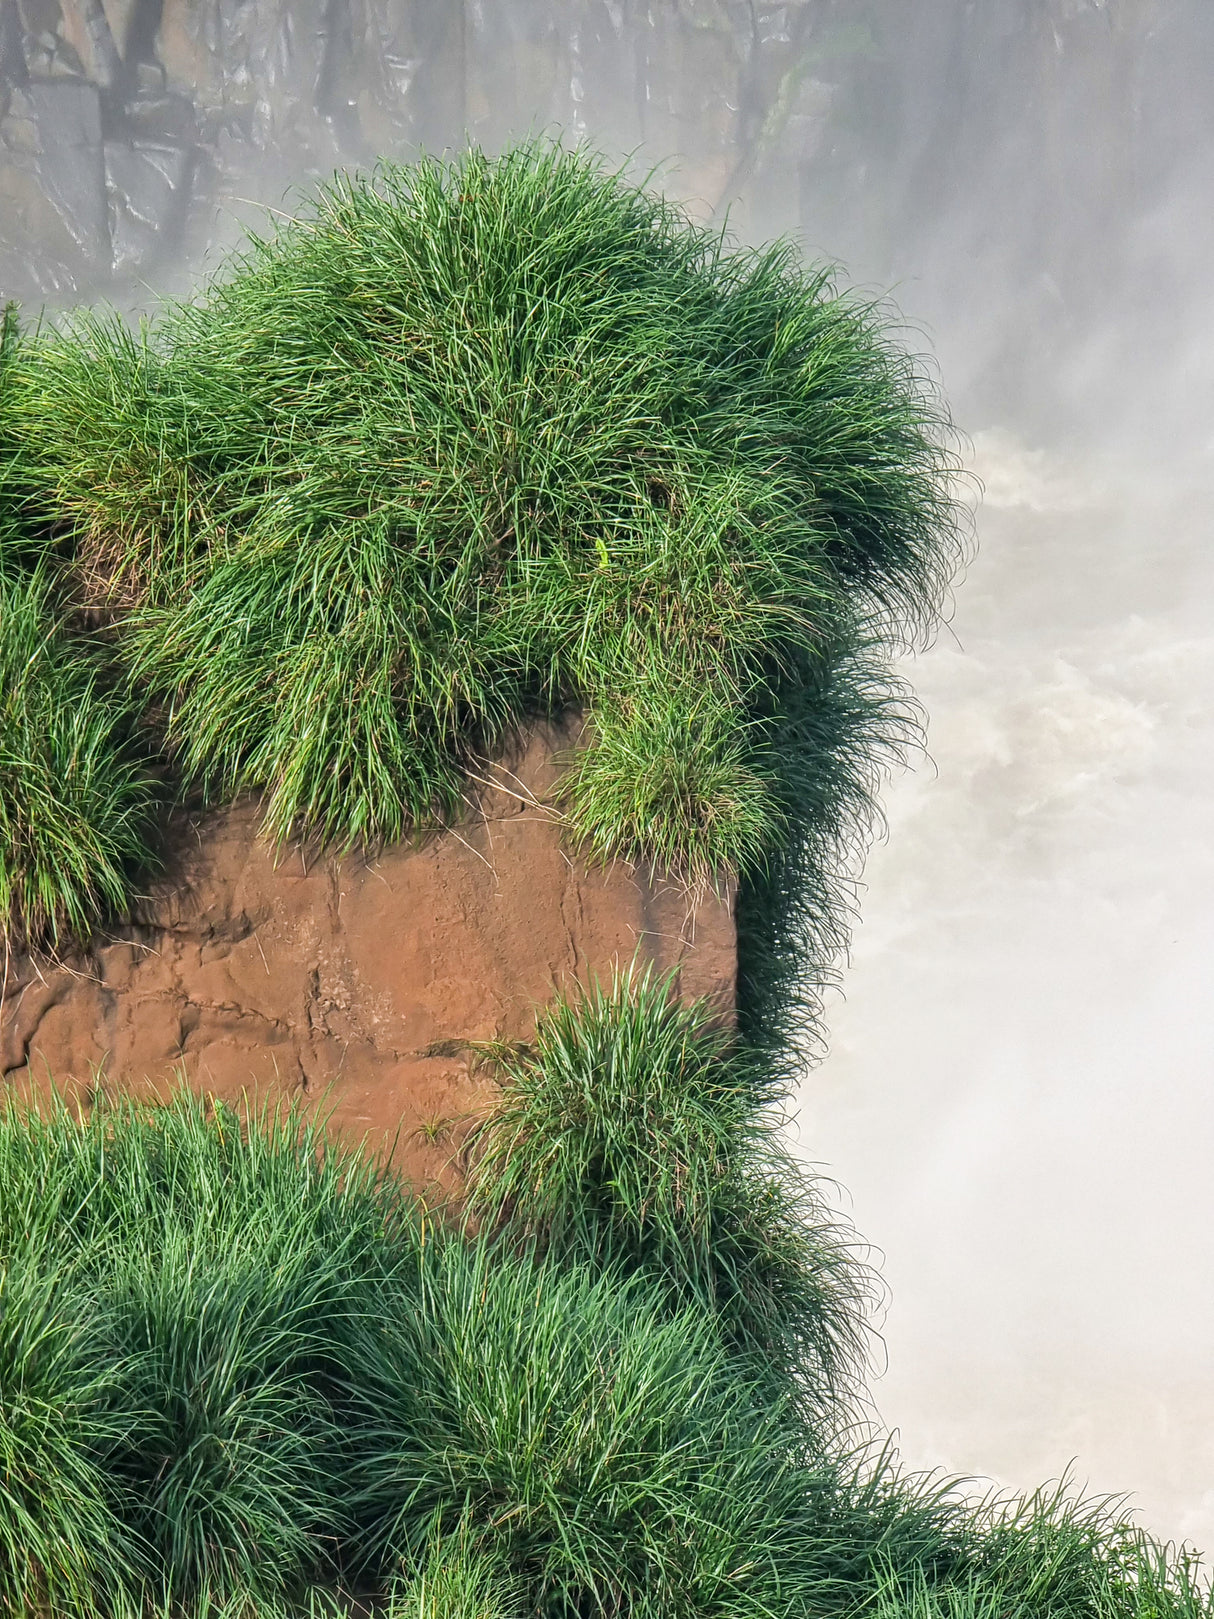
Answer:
[{"left": 0, "top": 726, "right": 735, "bottom": 1192}]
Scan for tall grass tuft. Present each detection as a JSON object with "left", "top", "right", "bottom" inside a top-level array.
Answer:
[
  {"left": 0, "top": 303, "right": 43, "bottom": 578},
  {"left": 5, "top": 309, "right": 207, "bottom": 608},
  {"left": 0, "top": 1087, "right": 839, "bottom": 1618},
  {"left": 2, "top": 306, "right": 164, "bottom": 953},
  {"left": 958, "top": 1480, "right": 1214, "bottom": 1619},
  {"left": 4, "top": 141, "right": 962, "bottom": 1015},
  {"left": 344, "top": 1236, "right": 821, "bottom": 1619},
  {"left": 383, "top": 1525, "right": 521, "bottom": 1619},
  {"left": 0, "top": 1090, "right": 421, "bottom": 1611},
  {"left": 737, "top": 627, "right": 920, "bottom": 1064},
  {"left": 0, "top": 568, "right": 160, "bottom": 954},
  {"left": 103, "top": 1235, "right": 349, "bottom": 1604},
  {"left": 465, "top": 966, "right": 875, "bottom": 1425},
  {"left": 0, "top": 1262, "right": 137, "bottom": 1617}
]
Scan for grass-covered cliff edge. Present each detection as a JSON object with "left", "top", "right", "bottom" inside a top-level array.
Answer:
[
  {"left": 0, "top": 139, "right": 958, "bottom": 1061},
  {"left": 1, "top": 144, "right": 1206, "bottom": 1618}
]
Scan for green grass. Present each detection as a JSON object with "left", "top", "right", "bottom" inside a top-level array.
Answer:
[
  {"left": 0, "top": 141, "right": 963, "bottom": 1041},
  {"left": 0, "top": 1089, "right": 414, "bottom": 1611},
  {"left": 736, "top": 626, "right": 918, "bottom": 1063},
  {"left": 961, "top": 1481, "right": 1214, "bottom": 1619},
  {"left": 384, "top": 1527, "right": 520, "bottom": 1619},
  {"left": 0, "top": 1262, "right": 136, "bottom": 1616},
  {"left": 0, "top": 304, "right": 40, "bottom": 576},
  {"left": 0, "top": 1083, "right": 825, "bottom": 1618},
  {"left": 1, "top": 304, "right": 163, "bottom": 955},
  {"left": 0, "top": 1068, "right": 1207, "bottom": 1619},
  {"left": 464, "top": 964, "right": 875, "bottom": 1427},
  {"left": 0, "top": 567, "right": 161, "bottom": 954},
  {"left": 345, "top": 1242, "right": 822, "bottom": 1619},
  {"left": 1, "top": 142, "right": 1200, "bottom": 1619}
]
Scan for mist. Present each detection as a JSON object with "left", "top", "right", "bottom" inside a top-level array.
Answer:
[
  {"left": 2, "top": 0, "right": 1211, "bottom": 1551},
  {"left": 797, "top": 427, "right": 1214, "bottom": 1547}
]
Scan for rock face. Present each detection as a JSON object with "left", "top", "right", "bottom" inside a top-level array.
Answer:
[
  {"left": 1, "top": 0, "right": 1186, "bottom": 403},
  {"left": 0, "top": 0, "right": 837, "bottom": 303},
  {"left": 0, "top": 728, "right": 735, "bottom": 1186}
]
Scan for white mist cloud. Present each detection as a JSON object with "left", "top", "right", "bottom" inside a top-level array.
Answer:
[{"left": 799, "top": 432, "right": 1214, "bottom": 1549}]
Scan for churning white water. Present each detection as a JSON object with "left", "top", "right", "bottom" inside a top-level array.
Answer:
[
  {"left": 761, "top": 9, "right": 1214, "bottom": 1549},
  {"left": 796, "top": 426, "right": 1214, "bottom": 1547}
]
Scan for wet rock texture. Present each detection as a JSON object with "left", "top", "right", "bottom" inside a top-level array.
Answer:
[
  {"left": 0, "top": 730, "right": 736, "bottom": 1183},
  {"left": 0, "top": 0, "right": 844, "bottom": 300}
]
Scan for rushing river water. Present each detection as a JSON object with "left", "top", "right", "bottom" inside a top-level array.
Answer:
[
  {"left": 800, "top": 429, "right": 1214, "bottom": 1548},
  {"left": 3, "top": 0, "right": 1211, "bottom": 1553}
]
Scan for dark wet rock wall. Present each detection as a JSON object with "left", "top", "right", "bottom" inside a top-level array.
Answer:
[
  {"left": 1, "top": 3, "right": 1211, "bottom": 426},
  {"left": 0, "top": 0, "right": 829, "bottom": 301}
]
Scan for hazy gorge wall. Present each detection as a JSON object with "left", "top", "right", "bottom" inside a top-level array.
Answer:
[
  {"left": 0, "top": 0, "right": 800, "bottom": 299},
  {"left": 6, "top": 0, "right": 1208, "bottom": 443},
  {"left": 3, "top": 2, "right": 1208, "bottom": 457},
  {"left": 0, "top": 730, "right": 736, "bottom": 1181}
]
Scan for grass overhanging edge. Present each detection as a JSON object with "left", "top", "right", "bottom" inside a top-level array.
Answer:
[{"left": 0, "top": 139, "right": 968, "bottom": 1069}]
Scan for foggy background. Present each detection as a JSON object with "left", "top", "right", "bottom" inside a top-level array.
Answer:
[{"left": 2, "top": 0, "right": 1211, "bottom": 1551}]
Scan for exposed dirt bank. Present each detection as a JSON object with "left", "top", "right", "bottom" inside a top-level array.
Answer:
[{"left": 1, "top": 726, "right": 735, "bottom": 1189}]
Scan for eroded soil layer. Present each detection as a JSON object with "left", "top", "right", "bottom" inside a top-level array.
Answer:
[{"left": 1, "top": 731, "right": 735, "bottom": 1187}]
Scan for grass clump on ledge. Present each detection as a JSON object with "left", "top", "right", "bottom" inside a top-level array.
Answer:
[
  {"left": 1, "top": 139, "right": 961, "bottom": 1053},
  {"left": 0, "top": 568, "right": 159, "bottom": 953},
  {"left": 0, "top": 999, "right": 1208, "bottom": 1619},
  {"left": 465, "top": 966, "right": 875, "bottom": 1428},
  {"left": 0, "top": 308, "right": 161, "bottom": 953},
  {"left": 3, "top": 139, "right": 1203, "bottom": 1619}
]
